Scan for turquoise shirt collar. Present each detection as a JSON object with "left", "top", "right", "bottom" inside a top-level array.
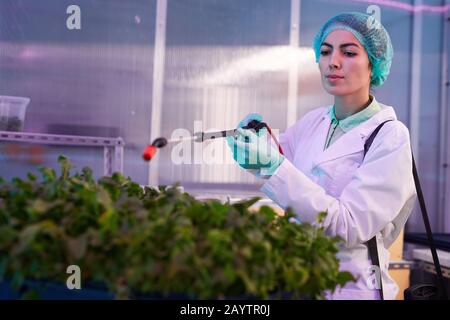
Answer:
[{"left": 329, "top": 95, "right": 382, "bottom": 132}]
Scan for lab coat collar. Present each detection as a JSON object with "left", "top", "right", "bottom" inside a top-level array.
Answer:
[
  {"left": 312, "top": 103, "right": 397, "bottom": 168},
  {"left": 329, "top": 95, "right": 382, "bottom": 133}
]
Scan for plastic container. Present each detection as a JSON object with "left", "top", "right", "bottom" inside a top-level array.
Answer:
[{"left": 0, "top": 95, "right": 30, "bottom": 132}]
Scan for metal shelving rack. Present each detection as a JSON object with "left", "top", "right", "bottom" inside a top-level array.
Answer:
[{"left": 0, "top": 131, "right": 125, "bottom": 176}]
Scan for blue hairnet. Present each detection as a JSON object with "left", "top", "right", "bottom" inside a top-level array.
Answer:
[{"left": 312, "top": 12, "right": 394, "bottom": 87}]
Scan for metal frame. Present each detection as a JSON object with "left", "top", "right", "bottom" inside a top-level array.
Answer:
[
  {"left": 420, "top": 261, "right": 450, "bottom": 279},
  {"left": 437, "top": 12, "right": 447, "bottom": 232},
  {"left": 388, "top": 260, "right": 450, "bottom": 279},
  {"left": 442, "top": 2, "right": 450, "bottom": 233},
  {"left": 0, "top": 131, "right": 124, "bottom": 176},
  {"left": 409, "top": 0, "right": 423, "bottom": 162},
  {"left": 389, "top": 260, "right": 417, "bottom": 270},
  {"left": 287, "top": 0, "right": 301, "bottom": 127},
  {"left": 148, "top": 0, "right": 167, "bottom": 187}
]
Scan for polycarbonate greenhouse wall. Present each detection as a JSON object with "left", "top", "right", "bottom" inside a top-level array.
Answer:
[{"left": 0, "top": 0, "right": 449, "bottom": 233}]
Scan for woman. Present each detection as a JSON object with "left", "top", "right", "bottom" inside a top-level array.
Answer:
[{"left": 227, "top": 12, "right": 417, "bottom": 300}]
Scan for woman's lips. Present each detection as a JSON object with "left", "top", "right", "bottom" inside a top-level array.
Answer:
[{"left": 326, "top": 75, "right": 344, "bottom": 83}]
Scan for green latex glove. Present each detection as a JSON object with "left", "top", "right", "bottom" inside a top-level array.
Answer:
[{"left": 227, "top": 127, "right": 284, "bottom": 177}]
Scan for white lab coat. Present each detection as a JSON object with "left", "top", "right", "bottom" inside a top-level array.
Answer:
[{"left": 260, "top": 103, "right": 417, "bottom": 300}]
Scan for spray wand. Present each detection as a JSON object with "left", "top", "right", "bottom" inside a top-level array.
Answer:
[{"left": 142, "top": 119, "right": 284, "bottom": 161}]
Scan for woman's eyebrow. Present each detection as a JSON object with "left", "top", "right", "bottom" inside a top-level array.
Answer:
[{"left": 321, "top": 42, "right": 360, "bottom": 49}]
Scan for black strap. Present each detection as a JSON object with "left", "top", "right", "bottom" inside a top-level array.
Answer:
[
  {"left": 363, "top": 120, "right": 448, "bottom": 300},
  {"left": 363, "top": 120, "right": 392, "bottom": 300},
  {"left": 411, "top": 154, "right": 448, "bottom": 299}
]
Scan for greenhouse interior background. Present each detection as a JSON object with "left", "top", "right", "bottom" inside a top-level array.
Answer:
[{"left": 1, "top": 0, "right": 450, "bottom": 300}]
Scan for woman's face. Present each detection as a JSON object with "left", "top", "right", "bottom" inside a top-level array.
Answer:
[{"left": 318, "top": 30, "right": 372, "bottom": 96}]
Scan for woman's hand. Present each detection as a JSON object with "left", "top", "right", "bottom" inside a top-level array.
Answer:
[{"left": 227, "top": 114, "right": 284, "bottom": 178}]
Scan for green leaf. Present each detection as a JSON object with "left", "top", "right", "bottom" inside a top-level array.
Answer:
[
  {"left": 66, "top": 235, "right": 88, "bottom": 260},
  {"left": 38, "top": 167, "right": 56, "bottom": 183},
  {"left": 0, "top": 258, "right": 7, "bottom": 281},
  {"left": 317, "top": 211, "right": 328, "bottom": 224},
  {"left": 58, "top": 155, "right": 72, "bottom": 180}
]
